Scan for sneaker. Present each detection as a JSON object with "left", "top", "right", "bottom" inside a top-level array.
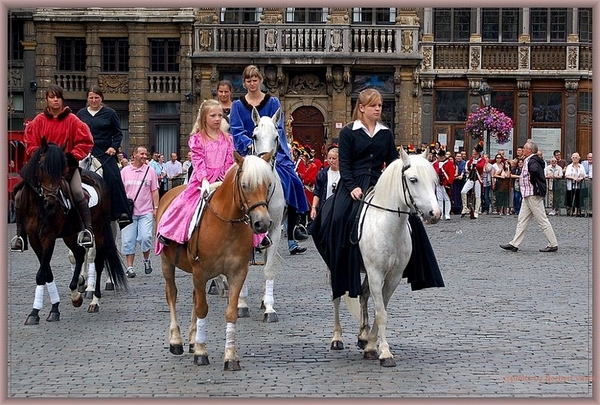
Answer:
[
  {"left": 548, "top": 210, "right": 556, "bottom": 216},
  {"left": 144, "top": 260, "right": 153, "bottom": 275},
  {"left": 126, "top": 267, "right": 136, "bottom": 278},
  {"left": 289, "top": 245, "right": 307, "bottom": 255}
]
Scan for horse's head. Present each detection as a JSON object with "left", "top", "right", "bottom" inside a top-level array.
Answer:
[
  {"left": 399, "top": 146, "right": 441, "bottom": 224},
  {"left": 24, "top": 138, "right": 68, "bottom": 210},
  {"left": 228, "top": 150, "right": 275, "bottom": 234},
  {"left": 251, "top": 107, "right": 280, "bottom": 162}
]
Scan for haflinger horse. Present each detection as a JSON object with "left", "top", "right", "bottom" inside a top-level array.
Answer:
[
  {"left": 157, "top": 151, "right": 274, "bottom": 370},
  {"left": 330, "top": 147, "right": 443, "bottom": 367},
  {"left": 68, "top": 154, "right": 120, "bottom": 298},
  {"left": 236, "top": 107, "right": 287, "bottom": 322},
  {"left": 16, "top": 138, "right": 128, "bottom": 325}
]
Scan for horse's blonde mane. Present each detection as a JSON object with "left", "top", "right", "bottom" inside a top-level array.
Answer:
[{"left": 226, "top": 154, "right": 274, "bottom": 188}]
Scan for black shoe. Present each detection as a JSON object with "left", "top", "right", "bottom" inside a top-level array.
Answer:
[
  {"left": 289, "top": 245, "right": 307, "bottom": 255},
  {"left": 10, "top": 236, "right": 25, "bottom": 252},
  {"left": 157, "top": 234, "right": 171, "bottom": 246},
  {"left": 539, "top": 246, "right": 558, "bottom": 252},
  {"left": 260, "top": 235, "right": 273, "bottom": 249},
  {"left": 294, "top": 226, "right": 309, "bottom": 241},
  {"left": 499, "top": 243, "right": 518, "bottom": 252}
]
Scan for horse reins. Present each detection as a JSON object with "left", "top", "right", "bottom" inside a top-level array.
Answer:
[
  {"left": 192, "top": 164, "right": 269, "bottom": 261},
  {"left": 352, "top": 161, "right": 426, "bottom": 244}
]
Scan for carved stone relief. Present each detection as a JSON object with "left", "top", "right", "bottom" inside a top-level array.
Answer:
[
  {"left": 401, "top": 30, "right": 413, "bottom": 53},
  {"left": 470, "top": 46, "right": 481, "bottom": 70},
  {"left": 422, "top": 46, "right": 433, "bottom": 71},
  {"left": 330, "top": 29, "right": 343, "bottom": 52},
  {"left": 567, "top": 47, "right": 578, "bottom": 70},
  {"left": 265, "top": 28, "right": 278, "bottom": 52},
  {"left": 518, "top": 47, "right": 530, "bottom": 70},
  {"left": 287, "top": 74, "right": 326, "bottom": 95},
  {"left": 517, "top": 80, "right": 530, "bottom": 98},
  {"left": 99, "top": 74, "right": 129, "bottom": 94}
]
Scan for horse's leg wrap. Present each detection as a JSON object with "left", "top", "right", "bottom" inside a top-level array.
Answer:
[
  {"left": 33, "top": 285, "right": 44, "bottom": 310},
  {"left": 225, "top": 322, "right": 235, "bottom": 349},
  {"left": 46, "top": 281, "right": 60, "bottom": 305},
  {"left": 263, "top": 279, "right": 274, "bottom": 308},
  {"left": 195, "top": 317, "right": 206, "bottom": 344},
  {"left": 86, "top": 263, "right": 96, "bottom": 292}
]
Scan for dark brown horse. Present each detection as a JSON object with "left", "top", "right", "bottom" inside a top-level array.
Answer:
[
  {"left": 157, "top": 151, "right": 274, "bottom": 370},
  {"left": 15, "top": 138, "right": 127, "bottom": 325}
]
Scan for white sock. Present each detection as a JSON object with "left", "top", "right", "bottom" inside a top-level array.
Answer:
[
  {"left": 33, "top": 285, "right": 44, "bottom": 310},
  {"left": 46, "top": 281, "right": 60, "bottom": 304}
]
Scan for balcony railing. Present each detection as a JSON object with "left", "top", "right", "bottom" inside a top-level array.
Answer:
[
  {"left": 148, "top": 74, "right": 181, "bottom": 93},
  {"left": 55, "top": 72, "right": 87, "bottom": 92},
  {"left": 194, "top": 23, "right": 419, "bottom": 58}
]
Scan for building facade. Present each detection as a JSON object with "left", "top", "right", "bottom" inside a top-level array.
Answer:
[{"left": 7, "top": 7, "right": 593, "bottom": 163}]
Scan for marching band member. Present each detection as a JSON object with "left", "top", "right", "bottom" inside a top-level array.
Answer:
[
  {"left": 432, "top": 149, "right": 455, "bottom": 220},
  {"left": 460, "top": 141, "right": 485, "bottom": 219}
]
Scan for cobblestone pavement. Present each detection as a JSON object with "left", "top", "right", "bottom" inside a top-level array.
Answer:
[{"left": 5, "top": 214, "right": 594, "bottom": 398}]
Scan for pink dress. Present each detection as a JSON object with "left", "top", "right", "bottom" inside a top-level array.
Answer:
[{"left": 155, "top": 132, "right": 234, "bottom": 254}]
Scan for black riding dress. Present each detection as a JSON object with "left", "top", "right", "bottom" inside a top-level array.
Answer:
[
  {"left": 77, "top": 106, "right": 131, "bottom": 223},
  {"left": 313, "top": 122, "right": 397, "bottom": 300}
]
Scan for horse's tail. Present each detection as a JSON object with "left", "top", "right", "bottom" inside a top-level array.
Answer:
[{"left": 102, "top": 223, "right": 129, "bottom": 291}]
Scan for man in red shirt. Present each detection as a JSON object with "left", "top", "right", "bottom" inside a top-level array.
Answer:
[
  {"left": 460, "top": 143, "right": 486, "bottom": 219},
  {"left": 11, "top": 85, "right": 95, "bottom": 251},
  {"left": 432, "top": 149, "right": 455, "bottom": 220}
]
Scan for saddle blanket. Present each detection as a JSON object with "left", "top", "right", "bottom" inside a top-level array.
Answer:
[{"left": 61, "top": 183, "right": 99, "bottom": 210}]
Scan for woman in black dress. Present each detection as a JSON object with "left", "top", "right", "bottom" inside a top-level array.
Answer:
[{"left": 314, "top": 88, "right": 398, "bottom": 300}]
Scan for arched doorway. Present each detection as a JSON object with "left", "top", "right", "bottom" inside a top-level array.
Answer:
[{"left": 290, "top": 106, "right": 325, "bottom": 163}]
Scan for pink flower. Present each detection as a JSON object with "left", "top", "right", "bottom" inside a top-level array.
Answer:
[{"left": 465, "top": 106, "right": 513, "bottom": 145}]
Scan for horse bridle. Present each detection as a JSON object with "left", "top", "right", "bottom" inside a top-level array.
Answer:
[
  {"left": 204, "top": 164, "right": 269, "bottom": 225},
  {"left": 251, "top": 127, "right": 279, "bottom": 202},
  {"left": 360, "top": 161, "right": 426, "bottom": 218}
]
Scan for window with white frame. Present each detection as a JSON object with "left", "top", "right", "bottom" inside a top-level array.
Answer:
[
  {"left": 434, "top": 8, "right": 471, "bottom": 42},
  {"left": 481, "top": 8, "right": 519, "bottom": 42},
  {"left": 285, "top": 8, "right": 327, "bottom": 23},
  {"left": 220, "top": 8, "right": 261, "bottom": 24},
  {"left": 352, "top": 8, "right": 396, "bottom": 25},
  {"left": 530, "top": 8, "right": 568, "bottom": 42}
]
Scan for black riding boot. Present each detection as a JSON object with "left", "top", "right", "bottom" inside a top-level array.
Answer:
[
  {"left": 76, "top": 198, "right": 94, "bottom": 248},
  {"left": 10, "top": 191, "right": 27, "bottom": 252}
]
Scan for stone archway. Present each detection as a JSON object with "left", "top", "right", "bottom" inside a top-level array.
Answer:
[{"left": 290, "top": 106, "right": 325, "bottom": 163}]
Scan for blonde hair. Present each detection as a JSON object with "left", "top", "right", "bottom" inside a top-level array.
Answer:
[
  {"left": 242, "top": 65, "right": 263, "bottom": 81},
  {"left": 352, "top": 88, "right": 382, "bottom": 121},
  {"left": 190, "top": 100, "right": 230, "bottom": 144}
]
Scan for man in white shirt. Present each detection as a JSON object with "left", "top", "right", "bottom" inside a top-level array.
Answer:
[
  {"left": 545, "top": 157, "right": 563, "bottom": 216},
  {"left": 582, "top": 152, "right": 593, "bottom": 179},
  {"left": 164, "top": 152, "right": 183, "bottom": 190}
]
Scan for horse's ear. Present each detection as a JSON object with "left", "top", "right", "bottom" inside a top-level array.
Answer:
[
  {"left": 252, "top": 107, "right": 261, "bottom": 126},
  {"left": 272, "top": 108, "right": 281, "bottom": 126},
  {"left": 262, "top": 149, "right": 275, "bottom": 163},
  {"left": 41, "top": 137, "right": 48, "bottom": 150},
  {"left": 60, "top": 141, "right": 68, "bottom": 151},
  {"left": 420, "top": 148, "right": 428, "bottom": 160},
  {"left": 398, "top": 144, "right": 409, "bottom": 161},
  {"left": 233, "top": 150, "right": 244, "bottom": 166}
]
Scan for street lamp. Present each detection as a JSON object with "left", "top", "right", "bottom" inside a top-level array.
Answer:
[{"left": 478, "top": 79, "right": 493, "bottom": 155}]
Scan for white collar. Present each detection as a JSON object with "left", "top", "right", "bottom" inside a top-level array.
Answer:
[{"left": 351, "top": 120, "right": 388, "bottom": 137}]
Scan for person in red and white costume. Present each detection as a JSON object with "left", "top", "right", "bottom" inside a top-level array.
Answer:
[
  {"left": 432, "top": 149, "right": 455, "bottom": 220},
  {"left": 460, "top": 142, "right": 486, "bottom": 219}
]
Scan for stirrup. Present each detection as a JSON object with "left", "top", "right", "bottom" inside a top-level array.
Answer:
[
  {"left": 77, "top": 229, "right": 94, "bottom": 248},
  {"left": 10, "top": 235, "right": 25, "bottom": 252}
]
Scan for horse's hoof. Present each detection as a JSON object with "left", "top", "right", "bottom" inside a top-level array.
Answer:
[
  {"left": 238, "top": 307, "right": 250, "bottom": 318},
  {"left": 170, "top": 344, "right": 184, "bottom": 355},
  {"left": 24, "top": 315, "right": 40, "bottom": 325},
  {"left": 224, "top": 360, "right": 241, "bottom": 371},
  {"left": 105, "top": 282, "right": 114, "bottom": 291},
  {"left": 87, "top": 304, "right": 99, "bottom": 313},
  {"left": 188, "top": 344, "right": 195, "bottom": 353},
  {"left": 363, "top": 350, "right": 378, "bottom": 360},
  {"left": 193, "top": 355, "right": 210, "bottom": 365},
  {"left": 357, "top": 339, "right": 368, "bottom": 350},
  {"left": 46, "top": 312, "right": 60, "bottom": 322},
  {"left": 330, "top": 341, "right": 344, "bottom": 350},
  {"left": 380, "top": 357, "right": 396, "bottom": 367},
  {"left": 84, "top": 291, "right": 94, "bottom": 300},
  {"left": 263, "top": 312, "right": 279, "bottom": 323},
  {"left": 72, "top": 295, "right": 84, "bottom": 308}
]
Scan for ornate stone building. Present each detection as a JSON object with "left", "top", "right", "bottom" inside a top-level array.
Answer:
[{"left": 7, "top": 7, "right": 593, "bottom": 162}]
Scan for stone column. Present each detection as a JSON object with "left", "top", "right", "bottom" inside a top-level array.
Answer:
[
  {"left": 22, "top": 20, "right": 37, "bottom": 119},
  {"left": 85, "top": 24, "right": 101, "bottom": 88},
  {"left": 126, "top": 24, "right": 149, "bottom": 145}
]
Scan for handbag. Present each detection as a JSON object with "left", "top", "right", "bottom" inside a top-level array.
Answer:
[{"left": 128, "top": 167, "right": 150, "bottom": 215}]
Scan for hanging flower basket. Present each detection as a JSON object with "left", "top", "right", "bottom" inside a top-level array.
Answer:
[{"left": 465, "top": 106, "right": 514, "bottom": 145}]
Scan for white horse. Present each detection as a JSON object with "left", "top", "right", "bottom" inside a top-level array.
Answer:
[
  {"left": 330, "top": 148, "right": 442, "bottom": 367},
  {"left": 236, "top": 107, "right": 286, "bottom": 322},
  {"left": 68, "top": 154, "right": 119, "bottom": 303}
]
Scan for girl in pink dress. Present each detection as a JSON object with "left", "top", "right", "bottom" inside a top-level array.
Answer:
[{"left": 156, "top": 100, "right": 234, "bottom": 253}]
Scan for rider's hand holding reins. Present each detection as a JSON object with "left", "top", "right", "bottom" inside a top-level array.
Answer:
[{"left": 351, "top": 187, "right": 363, "bottom": 201}]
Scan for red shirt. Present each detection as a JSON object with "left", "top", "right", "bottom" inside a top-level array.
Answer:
[{"left": 24, "top": 107, "right": 93, "bottom": 161}]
